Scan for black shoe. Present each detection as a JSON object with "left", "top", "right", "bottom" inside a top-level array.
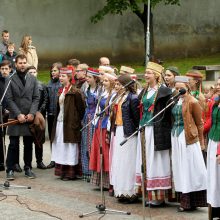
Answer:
[
  {"left": 149, "top": 201, "right": 166, "bottom": 208},
  {"left": 37, "top": 162, "right": 47, "bottom": 169},
  {"left": 6, "top": 170, "right": 15, "bottom": 180},
  {"left": 47, "top": 161, "right": 55, "bottom": 169},
  {"left": 0, "top": 164, "right": 5, "bottom": 171},
  {"left": 25, "top": 168, "right": 36, "bottom": 179},
  {"left": 14, "top": 164, "right": 22, "bottom": 172}
]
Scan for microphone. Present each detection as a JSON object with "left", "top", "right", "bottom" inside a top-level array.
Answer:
[
  {"left": 170, "top": 88, "right": 186, "bottom": 101},
  {"left": 122, "top": 80, "right": 135, "bottom": 88}
]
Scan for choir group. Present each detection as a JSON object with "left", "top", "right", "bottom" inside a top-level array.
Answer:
[{"left": 45, "top": 59, "right": 220, "bottom": 217}]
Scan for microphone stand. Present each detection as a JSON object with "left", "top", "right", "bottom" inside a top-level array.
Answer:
[
  {"left": 79, "top": 90, "right": 131, "bottom": 218},
  {"left": 0, "top": 73, "right": 31, "bottom": 190},
  {"left": 120, "top": 98, "right": 178, "bottom": 146},
  {"left": 120, "top": 97, "right": 179, "bottom": 220}
]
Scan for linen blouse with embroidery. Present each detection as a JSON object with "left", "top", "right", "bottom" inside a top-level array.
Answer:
[{"left": 57, "top": 90, "right": 65, "bottom": 122}]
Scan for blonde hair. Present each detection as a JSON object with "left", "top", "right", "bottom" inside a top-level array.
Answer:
[
  {"left": 144, "top": 69, "right": 162, "bottom": 89},
  {"left": 99, "top": 66, "right": 114, "bottom": 74},
  {"left": 7, "top": 42, "right": 15, "bottom": 48},
  {"left": 20, "top": 35, "right": 32, "bottom": 53},
  {"left": 77, "top": 63, "right": 89, "bottom": 71}
]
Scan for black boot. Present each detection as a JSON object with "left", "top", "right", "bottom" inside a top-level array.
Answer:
[
  {"left": 37, "top": 162, "right": 47, "bottom": 169},
  {"left": 47, "top": 161, "right": 55, "bottom": 169}
]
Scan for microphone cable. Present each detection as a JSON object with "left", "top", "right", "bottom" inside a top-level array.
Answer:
[{"left": 0, "top": 192, "right": 63, "bottom": 220}]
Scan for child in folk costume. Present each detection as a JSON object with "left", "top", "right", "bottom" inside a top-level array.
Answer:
[
  {"left": 81, "top": 68, "right": 100, "bottom": 181},
  {"left": 171, "top": 76, "right": 207, "bottom": 212},
  {"left": 110, "top": 75, "right": 140, "bottom": 203},
  {"left": 136, "top": 62, "right": 173, "bottom": 207},
  {"left": 207, "top": 77, "right": 220, "bottom": 219},
  {"left": 51, "top": 68, "right": 85, "bottom": 180},
  {"left": 89, "top": 72, "right": 117, "bottom": 190},
  {"left": 186, "top": 70, "right": 207, "bottom": 160},
  {"left": 186, "top": 70, "right": 206, "bottom": 110}
]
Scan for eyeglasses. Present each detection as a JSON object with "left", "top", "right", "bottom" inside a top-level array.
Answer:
[{"left": 75, "top": 69, "right": 83, "bottom": 72}]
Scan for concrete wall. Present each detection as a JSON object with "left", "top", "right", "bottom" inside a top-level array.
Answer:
[
  {"left": 154, "top": 0, "right": 220, "bottom": 59},
  {"left": 0, "top": 0, "right": 219, "bottom": 66}
]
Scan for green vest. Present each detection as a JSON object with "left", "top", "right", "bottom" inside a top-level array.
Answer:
[
  {"left": 171, "top": 103, "right": 184, "bottom": 137},
  {"left": 140, "top": 92, "right": 156, "bottom": 126},
  {"left": 208, "top": 105, "right": 220, "bottom": 141}
]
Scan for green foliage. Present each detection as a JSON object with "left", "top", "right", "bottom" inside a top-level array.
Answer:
[
  {"left": 38, "top": 53, "right": 220, "bottom": 84},
  {"left": 91, "top": 0, "right": 180, "bottom": 23}
]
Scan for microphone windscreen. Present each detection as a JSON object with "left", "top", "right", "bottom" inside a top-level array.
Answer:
[{"left": 179, "top": 88, "right": 186, "bottom": 95}]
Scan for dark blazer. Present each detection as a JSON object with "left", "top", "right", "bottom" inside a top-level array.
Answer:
[
  {"left": 0, "top": 75, "right": 5, "bottom": 109},
  {"left": 6, "top": 72, "right": 40, "bottom": 136},
  {"left": 139, "top": 84, "right": 172, "bottom": 151},
  {"left": 51, "top": 85, "right": 85, "bottom": 143},
  {"left": 37, "top": 82, "right": 48, "bottom": 117},
  {"left": 121, "top": 92, "right": 140, "bottom": 137}
]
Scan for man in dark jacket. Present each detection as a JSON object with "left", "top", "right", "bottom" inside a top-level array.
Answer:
[
  {"left": 0, "top": 73, "right": 6, "bottom": 171},
  {"left": 27, "top": 66, "right": 47, "bottom": 169},
  {"left": 5, "top": 54, "right": 39, "bottom": 180}
]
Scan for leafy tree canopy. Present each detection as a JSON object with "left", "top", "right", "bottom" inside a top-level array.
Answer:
[{"left": 91, "top": 0, "right": 180, "bottom": 24}]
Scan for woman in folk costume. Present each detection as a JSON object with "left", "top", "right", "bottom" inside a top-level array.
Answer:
[
  {"left": 81, "top": 68, "right": 100, "bottom": 182},
  {"left": 203, "top": 85, "right": 215, "bottom": 151},
  {"left": 51, "top": 67, "right": 85, "bottom": 180},
  {"left": 89, "top": 71, "right": 117, "bottom": 190},
  {"left": 110, "top": 75, "right": 140, "bottom": 203},
  {"left": 186, "top": 70, "right": 206, "bottom": 110},
  {"left": 171, "top": 76, "right": 207, "bottom": 212},
  {"left": 207, "top": 77, "right": 220, "bottom": 219},
  {"left": 186, "top": 70, "right": 208, "bottom": 161},
  {"left": 136, "top": 62, "right": 173, "bottom": 207}
]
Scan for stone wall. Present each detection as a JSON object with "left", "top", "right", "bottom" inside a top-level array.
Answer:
[{"left": 0, "top": 0, "right": 219, "bottom": 66}]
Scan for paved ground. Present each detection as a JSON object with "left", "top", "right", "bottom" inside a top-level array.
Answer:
[{"left": 0, "top": 139, "right": 208, "bottom": 220}]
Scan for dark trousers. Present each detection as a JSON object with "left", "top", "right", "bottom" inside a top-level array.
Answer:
[
  {"left": 47, "top": 115, "right": 55, "bottom": 148},
  {"left": 0, "top": 114, "right": 8, "bottom": 165},
  {"left": 6, "top": 136, "right": 33, "bottom": 172},
  {"left": 0, "top": 129, "right": 4, "bottom": 165},
  {"left": 14, "top": 140, "right": 44, "bottom": 166},
  {"left": 35, "top": 144, "right": 43, "bottom": 164},
  {"left": 15, "top": 143, "right": 20, "bottom": 164}
]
